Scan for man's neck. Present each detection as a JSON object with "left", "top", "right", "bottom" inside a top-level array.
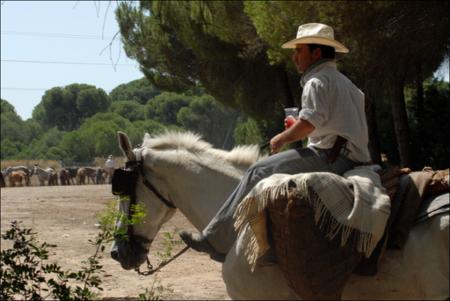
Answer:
[
  {"left": 303, "top": 58, "right": 334, "bottom": 75},
  {"left": 300, "top": 58, "right": 335, "bottom": 87}
]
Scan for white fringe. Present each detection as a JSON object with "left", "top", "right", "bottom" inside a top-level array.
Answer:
[
  {"left": 307, "top": 192, "right": 375, "bottom": 257},
  {"left": 234, "top": 176, "right": 381, "bottom": 270},
  {"left": 234, "top": 181, "right": 292, "bottom": 271}
]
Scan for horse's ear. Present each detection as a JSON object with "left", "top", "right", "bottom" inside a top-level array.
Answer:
[{"left": 117, "top": 131, "right": 136, "bottom": 161}]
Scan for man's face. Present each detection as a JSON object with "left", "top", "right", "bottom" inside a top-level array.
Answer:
[{"left": 292, "top": 44, "right": 321, "bottom": 74}]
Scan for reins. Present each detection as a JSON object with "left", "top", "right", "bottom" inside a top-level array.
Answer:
[{"left": 134, "top": 245, "right": 190, "bottom": 276}]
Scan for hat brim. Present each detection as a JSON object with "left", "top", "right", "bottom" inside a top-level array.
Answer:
[{"left": 282, "top": 36, "right": 349, "bottom": 53}]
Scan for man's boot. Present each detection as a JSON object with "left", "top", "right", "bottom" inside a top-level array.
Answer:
[{"left": 179, "top": 230, "right": 226, "bottom": 263}]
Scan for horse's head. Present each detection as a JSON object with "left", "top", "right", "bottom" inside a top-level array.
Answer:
[{"left": 110, "top": 131, "right": 176, "bottom": 270}]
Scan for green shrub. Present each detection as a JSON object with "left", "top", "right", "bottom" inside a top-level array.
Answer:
[{"left": 0, "top": 221, "right": 103, "bottom": 300}]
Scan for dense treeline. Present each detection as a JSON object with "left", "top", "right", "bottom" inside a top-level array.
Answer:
[
  {"left": 1, "top": 76, "right": 448, "bottom": 169},
  {"left": 1, "top": 79, "right": 261, "bottom": 165},
  {"left": 1, "top": 1, "right": 449, "bottom": 169}
]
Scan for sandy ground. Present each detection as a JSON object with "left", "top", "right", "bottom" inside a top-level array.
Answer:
[{"left": 0, "top": 184, "right": 230, "bottom": 300}]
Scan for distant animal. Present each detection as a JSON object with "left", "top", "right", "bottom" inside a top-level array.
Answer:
[
  {"left": 59, "top": 169, "right": 71, "bottom": 185},
  {"left": 33, "top": 165, "right": 56, "bottom": 186},
  {"left": 8, "top": 170, "right": 27, "bottom": 187},
  {"left": 66, "top": 167, "right": 79, "bottom": 184},
  {"left": 0, "top": 172, "right": 6, "bottom": 187},
  {"left": 4, "top": 166, "right": 32, "bottom": 186},
  {"left": 95, "top": 167, "right": 106, "bottom": 184},
  {"left": 77, "top": 167, "right": 96, "bottom": 185},
  {"left": 48, "top": 172, "right": 58, "bottom": 186}
]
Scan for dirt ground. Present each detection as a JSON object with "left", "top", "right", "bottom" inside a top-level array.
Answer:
[{"left": 0, "top": 184, "right": 229, "bottom": 300}]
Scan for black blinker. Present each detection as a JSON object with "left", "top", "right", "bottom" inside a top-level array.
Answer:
[{"left": 112, "top": 168, "right": 139, "bottom": 196}]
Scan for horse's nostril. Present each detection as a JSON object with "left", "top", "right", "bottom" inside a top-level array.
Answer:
[{"left": 111, "top": 250, "right": 119, "bottom": 261}]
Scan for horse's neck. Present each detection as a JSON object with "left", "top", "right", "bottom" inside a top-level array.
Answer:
[{"left": 153, "top": 151, "right": 247, "bottom": 231}]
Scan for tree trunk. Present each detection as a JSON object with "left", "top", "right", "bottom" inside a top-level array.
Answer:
[
  {"left": 388, "top": 77, "right": 413, "bottom": 167},
  {"left": 415, "top": 62, "right": 424, "bottom": 131},
  {"left": 278, "top": 65, "right": 295, "bottom": 108},
  {"left": 364, "top": 81, "right": 381, "bottom": 165}
]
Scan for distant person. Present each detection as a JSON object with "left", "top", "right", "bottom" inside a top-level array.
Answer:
[{"left": 105, "top": 155, "right": 115, "bottom": 184}]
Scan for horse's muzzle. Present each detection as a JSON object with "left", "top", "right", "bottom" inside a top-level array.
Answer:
[{"left": 110, "top": 237, "right": 151, "bottom": 270}]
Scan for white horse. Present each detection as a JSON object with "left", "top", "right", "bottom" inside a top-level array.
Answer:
[
  {"left": 111, "top": 131, "right": 449, "bottom": 300},
  {"left": 33, "top": 165, "right": 57, "bottom": 186}
]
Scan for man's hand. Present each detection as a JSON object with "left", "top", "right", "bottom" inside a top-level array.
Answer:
[
  {"left": 269, "top": 118, "right": 315, "bottom": 154},
  {"left": 270, "top": 133, "right": 287, "bottom": 154}
]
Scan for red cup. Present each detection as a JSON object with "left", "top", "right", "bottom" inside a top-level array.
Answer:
[{"left": 285, "top": 116, "right": 297, "bottom": 129}]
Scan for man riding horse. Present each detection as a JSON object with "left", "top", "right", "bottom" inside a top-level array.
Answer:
[{"left": 180, "top": 23, "right": 371, "bottom": 262}]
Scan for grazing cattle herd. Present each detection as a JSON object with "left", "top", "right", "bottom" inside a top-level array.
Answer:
[{"left": 0, "top": 165, "right": 111, "bottom": 187}]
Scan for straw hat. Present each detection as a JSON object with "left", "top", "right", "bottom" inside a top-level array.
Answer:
[{"left": 282, "top": 23, "right": 349, "bottom": 53}]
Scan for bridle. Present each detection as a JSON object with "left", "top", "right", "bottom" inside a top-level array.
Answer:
[{"left": 111, "top": 155, "right": 188, "bottom": 275}]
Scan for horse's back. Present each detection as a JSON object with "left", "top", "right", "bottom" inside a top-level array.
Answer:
[{"left": 344, "top": 210, "right": 449, "bottom": 299}]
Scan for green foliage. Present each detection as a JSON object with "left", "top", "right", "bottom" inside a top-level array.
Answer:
[
  {"left": 57, "top": 113, "right": 138, "bottom": 162},
  {"left": 132, "top": 119, "right": 168, "bottom": 138},
  {"left": 0, "top": 221, "right": 102, "bottom": 300},
  {"left": 145, "top": 92, "right": 191, "bottom": 125},
  {"left": 177, "top": 95, "right": 239, "bottom": 148},
  {"left": 76, "top": 88, "right": 110, "bottom": 120},
  {"left": 21, "top": 127, "right": 64, "bottom": 160},
  {"left": 1, "top": 113, "right": 26, "bottom": 143},
  {"left": 110, "top": 100, "right": 145, "bottom": 121},
  {"left": 116, "top": 1, "right": 290, "bottom": 121},
  {"left": 0, "top": 197, "right": 172, "bottom": 300},
  {"left": 1, "top": 98, "right": 16, "bottom": 113},
  {"left": 155, "top": 231, "right": 183, "bottom": 263},
  {"left": 110, "top": 77, "right": 161, "bottom": 104},
  {"left": 32, "top": 84, "right": 111, "bottom": 131},
  {"left": 1, "top": 139, "right": 24, "bottom": 160},
  {"left": 233, "top": 117, "right": 264, "bottom": 146},
  {"left": 0, "top": 199, "right": 171, "bottom": 300},
  {"left": 138, "top": 276, "right": 174, "bottom": 301}
]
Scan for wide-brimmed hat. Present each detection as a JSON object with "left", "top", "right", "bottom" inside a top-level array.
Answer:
[{"left": 282, "top": 23, "right": 349, "bottom": 53}]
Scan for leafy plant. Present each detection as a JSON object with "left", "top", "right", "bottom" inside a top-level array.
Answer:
[
  {"left": 1, "top": 198, "right": 176, "bottom": 300},
  {"left": 0, "top": 221, "right": 102, "bottom": 300},
  {"left": 155, "top": 230, "right": 183, "bottom": 263},
  {"left": 138, "top": 276, "right": 174, "bottom": 301}
]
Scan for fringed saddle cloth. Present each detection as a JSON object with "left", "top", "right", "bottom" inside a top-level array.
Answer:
[{"left": 233, "top": 166, "right": 391, "bottom": 300}]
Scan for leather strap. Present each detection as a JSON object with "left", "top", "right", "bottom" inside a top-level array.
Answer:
[{"left": 327, "top": 136, "right": 348, "bottom": 163}]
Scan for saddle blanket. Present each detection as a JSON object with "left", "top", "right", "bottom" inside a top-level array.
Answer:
[{"left": 233, "top": 165, "right": 391, "bottom": 271}]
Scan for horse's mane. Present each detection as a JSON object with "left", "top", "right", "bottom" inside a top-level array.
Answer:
[{"left": 142, "top": 131, "right": 263, "bottom": 167}]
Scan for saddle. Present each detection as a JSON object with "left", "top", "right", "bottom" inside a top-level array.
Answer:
[{"left": 354, "top": 166, "right": 449, "bottom": 276}]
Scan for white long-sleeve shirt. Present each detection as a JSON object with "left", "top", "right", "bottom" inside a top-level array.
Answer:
[{"left": 298, "top": 60, "right": 371, "bottom": 163}]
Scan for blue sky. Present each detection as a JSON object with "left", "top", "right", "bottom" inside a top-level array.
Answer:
[{"left": 1, "top": 1, "right": 143, "bottom": 120}]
